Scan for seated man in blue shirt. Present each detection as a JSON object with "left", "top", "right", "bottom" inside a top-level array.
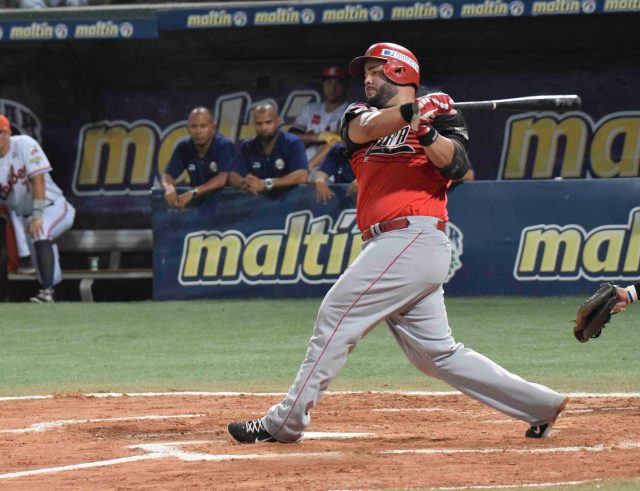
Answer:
[
  {"left": 313, "top": 143, "right": 358, "bottom": 204},
  {"left": 162, "top": 107, "right": 236, "bottom": 209},
  {"left": 229, "top": 103, "right": 308, "bottom": 195}
]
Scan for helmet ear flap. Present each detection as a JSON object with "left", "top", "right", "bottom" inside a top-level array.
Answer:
[
  {"left": 383, "top": 60, "right": 408, "bottom": 85},
  {"left": 393, "top": 66, "right": 406, "bottom": 78}
]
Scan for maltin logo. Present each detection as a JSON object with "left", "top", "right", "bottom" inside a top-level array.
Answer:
[
  {"left": 446, "top": 222, "right": 464, "bottom": 283},
  {"left": 514, "top": 207, "right": 640, "bottom": 281}
]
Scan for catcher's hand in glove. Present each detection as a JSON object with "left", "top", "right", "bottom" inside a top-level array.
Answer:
[{"left": 574, "top": 282, "right": 620, "bottom": 343}]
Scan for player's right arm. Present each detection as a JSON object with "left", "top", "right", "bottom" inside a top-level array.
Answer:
[
  {"left": 228, "top": 143, "right": 251, "bottom": 190},
  {"left": 341, "top": 102, "right": 410, "bottom": 146},
  {"left": 163, "top": 144, "right": 186, "bottom": 208},
  {"left": 27, "top": 173, "right": 45, "bottom": 239},
  {"left": 314, "top": 170, "right": 334, "bottom": 204},
  {"left": 615, "top": 282, "right": 640, "bottom": 311},
  {"left": 162, "top": 174, "right": 179, "bottom": 208}
]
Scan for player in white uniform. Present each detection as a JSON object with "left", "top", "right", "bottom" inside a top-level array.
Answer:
[
  {"left": 289, "top": 66, "right": 350, "bottom": 181},
  {"left": 0, "top": 115, "right": 75, "bottom": 303}
]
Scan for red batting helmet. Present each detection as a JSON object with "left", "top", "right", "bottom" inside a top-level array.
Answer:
[{"left": 348, "top": 42, "right": 420, "bottom": 89}]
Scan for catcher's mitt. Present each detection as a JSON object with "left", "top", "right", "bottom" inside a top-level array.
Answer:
[{"left": 574, "top": 282, "right": 617, "bottom": 342}]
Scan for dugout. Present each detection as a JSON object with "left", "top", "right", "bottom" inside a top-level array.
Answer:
[{"left": 0, "top": 1, "right": 638, "bottom": 300}]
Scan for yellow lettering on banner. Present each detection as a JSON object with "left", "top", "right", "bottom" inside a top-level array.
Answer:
[
  {"left": 590, "top": 117, "right": 640, "bottom": 177},
  {"left": 281, "top": 214, "right": 307, "bottom": 276},
  {"left": 461, "top": 0, "right": 509, "bottom": 17},
  {"left": 157, "top": 125, "right": 189, "bottom": 181},
  {"left": 216, "top": 93, "right": 250, "bottom": 144},
  {"left": 243, "top": 235, "right": 281, "bottom": 276},
  {"left": 182, "top": 233, "right": 242, "bottom": 279},
  {"left": 77, "top": 128, "right": 103, "bottom": 185},
  {"left": 582, "top": 230, "right": 625, "bottom": 273},
  {"left": 254, "top": 8, "right": 299, "bottom": 24},
  {"left": 75, "top": 22, "right": 119, "bottom": 38},
  {"left": 502, "top": 112, "right": 640, "bottom": 180},
  {"left": 77, "top": 123, "right": 157, "bottom": 187},
  {"left": 10, "top": 23, "right": 53, "bottom": 39},
  {"left": 303, "top": 221, "right": 331, "bottom": 276},
  {"left": 515, "top": 208, "right": 640, "bottom": 280},
  {"left": 391, "top": 2, "right": 439, "bottom": 19},
  {"left": 502, "top": 116, "right": 587, "bottom": 179},
  {"left": 179, "top": 211, "right": 362, "bottom": 285},
  {"left": 519, "top": 227, "right": 582, "bottom": 273},
  {"left": 604, "top": 0, "right": 640, "bottom": 10},
  {"left": 187, "top": 10, "right": 232, "bottom": 27},
  {"left": 327, "top": 233, "right": 349, "bottom": 275},
  {"left": 126, "top": 126, "right": 156, "bottom": 184},
  {"left": 532, "top": 0, "right": 580, "bottom": 14},
  {"left": 322, "top": 5, "right": 369, "bottom": 22}
]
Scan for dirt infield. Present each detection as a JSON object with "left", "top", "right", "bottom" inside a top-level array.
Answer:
[{"left": 1, "top": 392, "right": 639, "bottom": 490}]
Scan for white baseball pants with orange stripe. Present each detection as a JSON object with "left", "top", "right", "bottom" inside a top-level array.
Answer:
[
  {"left": 22, "top": 198, "right": 75, "bottom": 286},
  {"left": 263, "top": 216, "right": 565, "bottom": 442}
]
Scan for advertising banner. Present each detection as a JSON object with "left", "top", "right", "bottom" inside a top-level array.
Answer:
[
  {"left": 2, "top": 0, "right": 639, "bottom": 42},
  {"left": 152, "top": 179, "right": 640, "bottom": 299},
  {"left": 0, "top": 15, "right": 157, "bottom": 41},
  {"left": 10, "top": 66, "right": 631, "bottom": 218},
  {"left": 152, "top": 186, "right": 358, "bottom": 300},
  {"left": 158, "top": 0, "right": 640, "bottom": 31}
]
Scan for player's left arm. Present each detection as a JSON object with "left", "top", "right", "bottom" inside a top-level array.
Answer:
[
  {"left": 246, "top": 169, "right": 309, "bottom": 194},
  {"left": 176, "top": 141, "right": 236, "bottom": 207},
  {"left": 258, "top": 136, "right": 309, "bottom": 191},
  {"left": 414, "top": 93, "right": 471, "bottom": 180},
  {"left": 27, "top": 173, "right": 46, "bottom": 239},
  {"left": 344, "top": 103, "right": 410, "bottom": 145},
  {"left": 176, "top": 172, "right": 229, "bottom": 209},
  {"left": 614, "top": 282, "right": 640, "bottom": 312}
]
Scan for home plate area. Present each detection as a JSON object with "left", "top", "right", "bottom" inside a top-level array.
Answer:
[{"left": 0, "top": 392, "right": 639, "bottom": 489}]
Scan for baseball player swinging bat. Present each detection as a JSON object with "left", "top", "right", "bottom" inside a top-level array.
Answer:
[{"left": 453, "top": 94, "right": 581, "bottom": 111}]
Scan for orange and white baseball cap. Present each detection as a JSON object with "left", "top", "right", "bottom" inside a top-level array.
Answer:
[{"left": 0, "top": 115, "right": 11, "bottom": 133}]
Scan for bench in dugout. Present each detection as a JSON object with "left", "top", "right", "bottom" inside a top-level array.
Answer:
[{"left": 8, "top": 229, "right": 153, "bottom": 302}]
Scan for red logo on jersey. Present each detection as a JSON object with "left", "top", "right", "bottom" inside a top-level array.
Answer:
[
  {"left": 0, "top": 165, "right": 28, "bottom": 199},
  {"left": 311, "top": 114, "right": 321, "bottom": 125},
  {"left": 366, "top": 126, "right": 415, "bottom": 156}
]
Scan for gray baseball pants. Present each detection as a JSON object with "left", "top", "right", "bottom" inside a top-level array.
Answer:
[{"left": 263, "top": 216, "right": 565, "bottom": 442}]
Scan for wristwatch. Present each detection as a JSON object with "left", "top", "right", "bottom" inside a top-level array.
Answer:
[
  {"left": 192, "top": 187, "right": 198, "bottom": 198},
  {"left": 264, "top": 178, "right": 274, "bottom": 191}
]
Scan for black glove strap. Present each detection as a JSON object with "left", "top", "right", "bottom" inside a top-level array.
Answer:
[
  {"left": 400, "top": 103, "right": 414, "bottom": 124},
  {"left": 418, "top": 127, "right": 439, "bottom": 146}
]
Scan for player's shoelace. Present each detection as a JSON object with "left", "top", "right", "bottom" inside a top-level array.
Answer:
[{"left": 246, "top": 419, "right": 267, "bottom": 434}]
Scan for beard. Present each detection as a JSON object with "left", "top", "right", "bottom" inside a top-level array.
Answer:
[
  {"left": 366, "top": 82, "right": 398, "bottom": 108},
  {"left": 256, "top": 131, "right": 277, "bottom": 143}
]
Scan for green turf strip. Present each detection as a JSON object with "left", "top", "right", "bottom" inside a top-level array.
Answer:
[{"left": 0, "top": 296, "right": 638, "bottom": 395}]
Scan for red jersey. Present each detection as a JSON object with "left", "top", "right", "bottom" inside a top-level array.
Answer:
[{"left": 341, "top": 103, "right": 469, "bottom": 232}]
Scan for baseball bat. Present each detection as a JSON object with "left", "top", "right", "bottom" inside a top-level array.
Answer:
[{"left": 453, "top": 95, "right": 581, "bottom": 111}]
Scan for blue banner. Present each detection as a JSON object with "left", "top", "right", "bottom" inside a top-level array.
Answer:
[
  {"left": 151, "top": 179, "right": 640, "bottom": 299},
  {"left": 445, "top": 179, "right": 640, "bottom": 295},
  {"left": 0, "top": 17, "right": 157, "bottom": 41},
  {"left": 158, "top": 0, "right": 620, "bottom": 30},
  {"left": 152, "top": 186, "right": 358, "bottom": 300},
  {"left": 1, "top": 0, "right": 639, "bottom": 43}
]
